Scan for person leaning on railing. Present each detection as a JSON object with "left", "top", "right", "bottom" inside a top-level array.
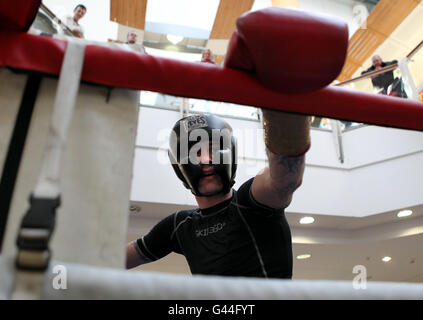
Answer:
[
  {"left": 361, "top": 55, "right": 398, "bottom": 95},
  {"left": 65, "top": 4, "right": 87, "bottom": 38}
]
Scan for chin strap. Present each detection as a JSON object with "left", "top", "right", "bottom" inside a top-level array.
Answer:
[
  {"left": 10, "top": 39, "right": 86, "bottom": 300},
  {"left": 192, "top": 178, "right": 234, "bottom": 197}
]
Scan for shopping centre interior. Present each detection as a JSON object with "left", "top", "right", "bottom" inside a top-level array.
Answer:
[{"left": 2, "top": 0, "right": 423, "bottom": 287}]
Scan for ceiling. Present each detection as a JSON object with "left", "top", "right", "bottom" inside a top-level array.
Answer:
[{"left": 109, "top": 0, "right": 421, "bottom": 71}]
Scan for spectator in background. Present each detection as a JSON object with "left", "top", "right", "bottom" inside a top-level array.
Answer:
[
  {"left": 361, "top": 55, "right": 398, "bottom": 95},
  {"left": 125, "top": 30, "right": 146, "bottom": 53},
  {"left": 201, "top": 49, "right": 216, "bottom": 64},
  {"left": 126, "top": 30, "right": 138, "bottom": 44},
  {"left": 65, "top": 4, "right": 87, "bottom": 38},
  {"left": 195, "top": 49, "right": 217, "bottom": 112}
]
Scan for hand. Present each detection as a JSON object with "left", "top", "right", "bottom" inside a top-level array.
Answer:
[{"left": 72, "top": 29, "right": 84, "bottom": 38}]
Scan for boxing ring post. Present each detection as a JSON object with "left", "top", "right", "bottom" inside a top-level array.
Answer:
[
  {"left": 0, "top": 68, "right": 139, "bottom": 268},
  {"left": 1, "top": 1, "right": 423, "bottom": 300}
]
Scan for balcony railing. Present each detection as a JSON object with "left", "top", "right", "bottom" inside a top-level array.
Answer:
[{"left": 31, "top": 3, "right": 75, "bottom": 37}]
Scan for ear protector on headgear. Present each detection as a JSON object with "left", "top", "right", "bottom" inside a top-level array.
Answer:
[{"left": 168, "top": 114, "right": 237, "bottom": 197}]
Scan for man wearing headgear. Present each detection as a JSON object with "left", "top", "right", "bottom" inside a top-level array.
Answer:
[{"left": 127, "top": 109, "right": 310, "bottom": 279}]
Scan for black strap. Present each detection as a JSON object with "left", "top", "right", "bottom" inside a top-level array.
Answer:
[
  {"left": 0, "top": 73, "right": 42, "bottom": 252},
  {"left": 15, "top": 194, "right": 61, "bottom": 271}
]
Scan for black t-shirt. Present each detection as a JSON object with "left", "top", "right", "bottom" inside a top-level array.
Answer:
[{"left": 136, "top": 178, "right": 293, "bottom": 279}]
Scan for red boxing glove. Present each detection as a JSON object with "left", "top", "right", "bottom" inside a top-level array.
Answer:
[{"left": 224, "top": 7, "right": 348, "bottom": 94}]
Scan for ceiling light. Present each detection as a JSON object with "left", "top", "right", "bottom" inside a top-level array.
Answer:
[
  {"left": 397, "top": 209, "right": 413, "bottom": 218},
  {"left": 382, "top": 256, "right": 392, "bottom": 262},
  {"left": 296, "top": 254, "right": 311, "bottom": 260},
  {"left": 167, "top": 34, "right": 184, "bottom": 45},
  {"left": 299, "top": 216, "right": 315, "bottom": 224}
]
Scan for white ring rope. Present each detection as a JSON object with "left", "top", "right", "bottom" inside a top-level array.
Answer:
[{"left": 2, "top": 257, "right": 423, "bottom": 300}]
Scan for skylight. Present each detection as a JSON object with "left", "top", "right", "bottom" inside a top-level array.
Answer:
[{"left": 145, "top": 0, "right": 220, "bottom": 38}]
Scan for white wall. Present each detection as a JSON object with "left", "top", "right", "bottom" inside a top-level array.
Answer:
[
  {"left": 288, "top": 125, "right": 423, "bottom": 216},
  {"left": 343, "top": 126, "right": 423, "bottom": 168}
]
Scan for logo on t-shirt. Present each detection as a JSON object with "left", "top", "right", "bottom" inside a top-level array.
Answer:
[{"left": 195, "top": 222, "right": 226, "bottom": 237}]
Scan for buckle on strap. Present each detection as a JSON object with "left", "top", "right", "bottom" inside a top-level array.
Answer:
[{"left": 15, "top": 195, "right": 61, "bottom": 270}]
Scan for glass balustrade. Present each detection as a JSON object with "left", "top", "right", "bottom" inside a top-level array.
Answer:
[
  {"left": 406, "top": 41, "right": 423, "bottom": 102},
  {"left": 188, "top": 98, "right": 259, "bottom": 120}
]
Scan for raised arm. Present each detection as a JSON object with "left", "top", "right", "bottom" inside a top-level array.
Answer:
[{"left": 251, "top": 109, "right": 310, "bottom": 209}]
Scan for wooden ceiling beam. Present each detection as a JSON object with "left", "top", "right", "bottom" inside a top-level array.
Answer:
[
  {"left": 209, "top": 0, "right": 255, "bottom": 39},
  {"left": 110, "top": 0, "right": 147, "bottom": 30},
  {"left": 207, "top": 0, "right": 254, "bottom": 65}
]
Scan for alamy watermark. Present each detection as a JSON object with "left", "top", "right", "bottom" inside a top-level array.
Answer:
[
  {"left": 352, "top": 265, "right": 367, "bottom": 290},
  {"left": 157, "top": 126, "right": 266, "bottom": 175},
  {"left": 52, "top": 264, "right": 67, "bottom": 290}
]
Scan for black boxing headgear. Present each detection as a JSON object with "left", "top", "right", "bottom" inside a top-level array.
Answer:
[{"left": 168, "top": 114, "right": 237, "bottom": 197}]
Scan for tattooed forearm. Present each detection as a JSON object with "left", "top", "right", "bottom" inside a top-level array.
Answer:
[
  {"left": 265, "top": 148, "right": 306, "bottom": 200},
  {"left": 278, "top": 155, "right": 304, "bottom": 173},
  {"left": 267, "top": 149, "right": 305, "bottom": 174},
  {"left": 251, "top": 150, "right": 306, "bottom": 209},
  {"left": 278, "top": 181, "right": 297, "bottom": 199}
]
